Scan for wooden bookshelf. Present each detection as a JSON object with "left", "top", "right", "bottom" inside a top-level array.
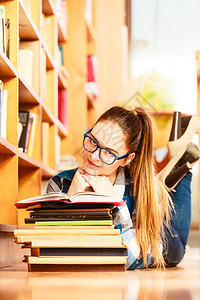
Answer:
[{"left": 0, "top": 0, "right": 69, "bottom": 227}]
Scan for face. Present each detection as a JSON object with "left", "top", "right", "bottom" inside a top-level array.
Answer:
[{"left": 82, "top": 121, "right": 135, "bottom": 177}]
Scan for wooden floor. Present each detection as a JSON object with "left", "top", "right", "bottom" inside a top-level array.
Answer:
[{"left": 0, "top": 247, "right": 199, "bottom": 300}]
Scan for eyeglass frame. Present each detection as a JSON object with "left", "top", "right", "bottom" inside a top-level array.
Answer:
[{"left": 83, "top": 128, "right": 130, "bottom": 165}]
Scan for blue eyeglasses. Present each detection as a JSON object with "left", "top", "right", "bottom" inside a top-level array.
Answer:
[{"left": 83, "top": 129, "right": 130, "bottom": 165}]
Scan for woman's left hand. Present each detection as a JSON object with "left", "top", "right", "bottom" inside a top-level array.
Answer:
[{"left": 81, "top": 173, "right": 115, "bottom": 196}]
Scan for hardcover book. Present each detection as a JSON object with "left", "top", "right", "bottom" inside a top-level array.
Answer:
[
  {"left": 14, "top": 191, "right": 125, "bottom": 209},
  {"left": 18, "top": 111, "right": 30, "bottom": 152}
]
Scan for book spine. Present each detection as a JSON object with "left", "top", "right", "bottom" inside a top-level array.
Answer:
[
  {"left": 58, "top": 89, "right": 67, "bottom": 128},
  {"left": 18, "top": 111, "right": 30, "bottom": 152},
  {"left": 0, "top": 6, "right": 6, "bottom": 54},
  {"left": 1, "top": 89, "right": 7, "bottom": 139},
  {"left": 27, "top": 112, "right": 37, "bottom": 156},
  {"left": 24, "top": 114, "right": 33, "bottom": 153},
  {"left": 35, "top": 220, "right": 113, "bottom": 226}
]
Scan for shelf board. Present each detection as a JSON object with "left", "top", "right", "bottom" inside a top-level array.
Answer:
[
  {"left": 19, "top": 74, "right": 41, "bottom": 104},
  {"left": 19, "top": 0, "right": 40, "bottom": 40},
  {"left": 55, "top": 119, "right": 68, "bottom": 138},
  {"left": 150, "top": 111, "right": 174, "bottom": 117},
  {"left": 85, "top": 17, "right": 97, "bottom": 42},
  {"left": 0, "top": 52, "right": 17, "bottom": 77},
  {"left": 58, "top": 20, "right": 68, "bottom": 43},
  {"left": 18, "top": 150, "right": 41, "bottom": 168},
  {"left": 58, "top": 70, "right": 68, "bottom": 89},
  {"left": 42, "top": 103, "right": 55, "bottom": 124},
  {"left": 41, "top": 40, "right": 55, "bottom": 70},
  {"left": 42, "top": 0, "right": 56, "bottom": 15},
  {"left": 41, "top": 162, "right": 57, "bottom": 178},
  {"left": 0, "top": 138, "right": 17, "bottom": 155}
]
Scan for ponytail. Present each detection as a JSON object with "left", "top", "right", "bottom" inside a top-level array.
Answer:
[{"left": 130, "top": 108, "right": 171, "bottom": 267}]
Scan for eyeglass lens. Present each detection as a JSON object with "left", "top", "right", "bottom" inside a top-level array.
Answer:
[{"left": 84, "top": 136, "right": 116, "bottom": 164}]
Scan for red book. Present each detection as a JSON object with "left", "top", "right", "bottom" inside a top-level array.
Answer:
[
  {"left": 58, "top": 89, "right": 67, "bottom": 128},
  {"left": 86, "top": 56, "right": 98, "bottom": 99},
  {"left": 14, "top": 192, "right": 125, "bottom": 209}
]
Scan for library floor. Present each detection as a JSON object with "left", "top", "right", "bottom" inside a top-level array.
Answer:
[{"left": 0, "top": 246, "right": 199, "bottom": 300}]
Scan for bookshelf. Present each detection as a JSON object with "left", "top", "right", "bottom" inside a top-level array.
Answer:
[{"left": 0, "top": 0, "right": 69, "bottom": 227}]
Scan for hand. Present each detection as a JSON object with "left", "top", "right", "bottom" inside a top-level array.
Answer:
[
  {"left": 81, "top": 173, "right": 115, "bottom": 196},
  {"left": 67, "top": 169, "right": 90, "bottom": 197}
]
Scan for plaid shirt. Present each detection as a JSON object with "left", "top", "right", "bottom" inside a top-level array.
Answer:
[{"left": 46, "top": 168, "right": 152, "bottom": 269}]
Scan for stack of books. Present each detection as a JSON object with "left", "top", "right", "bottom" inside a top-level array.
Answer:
[{"left": 14, "top": 192, "right": 128, "bottom": 271}]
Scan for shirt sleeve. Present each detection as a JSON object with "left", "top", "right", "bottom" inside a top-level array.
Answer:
[{"left": 46, "top": 175, "right": 63, "bottom": 193}]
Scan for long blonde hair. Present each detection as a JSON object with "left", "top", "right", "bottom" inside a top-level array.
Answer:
[{"left": 96, "top": 106, "right": 172, "bottom": 267}]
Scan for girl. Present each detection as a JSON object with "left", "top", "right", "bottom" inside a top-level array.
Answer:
[{"left": 47, "top": 106, "right": 200, "bottom": 269}]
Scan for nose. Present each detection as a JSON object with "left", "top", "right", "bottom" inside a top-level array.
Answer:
[{"left": 91, "top": 148, "right": 100, "bottom": 161}]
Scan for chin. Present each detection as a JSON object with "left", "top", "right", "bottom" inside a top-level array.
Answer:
[{"left": 83, "top": 165, "right": 101, "bottom": 176}]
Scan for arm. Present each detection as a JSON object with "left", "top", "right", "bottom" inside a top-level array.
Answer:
[{"left": 46, "top": 168, "right": 90, "bottom": 195}]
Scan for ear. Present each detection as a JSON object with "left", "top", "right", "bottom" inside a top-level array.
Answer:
[{"left": 121, "top": 153, "right": 135, "bottom": 166}]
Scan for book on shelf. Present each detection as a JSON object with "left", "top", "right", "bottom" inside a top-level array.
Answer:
[
  {"left": 24, "top": 113, "right": 33, "bottom": 153},
  {"left": 27, "top": 112, "right": 37, "bottom": 156},
  {"left": 56, "top": 45, "right": 64, "bottom": 68},
  {"left": 0, "top": 6, "right": 6, "bottom": 54},
  {"left": 14, "top": 191, "right": 125, "bottom": 209},
  {"left": 0, "top": 81, "right": 8, "bottom": 140},
  {"left": 5, "top": 18, "right": 10, "bottom": 59},
  {"left": 85, "top": 0, "right": 93, "bottom": 23},
  {"left": 18, "top": 111, "right": 37, "bottom": 155},
  {"left": 56, "top": 0, "right": 68, "bottom": 34},
  {"left": 18, "top": 111, "right": 30, "bottom": 152},
  {"left": 58, "top": 89, "right": 67, "bottom": 128},
  {"left": 18, "top": 118, "right": 23, "bottom": 143},
  {"left": 41, "top": 15, "right": 52, "bottom": 54},
  {"left": 19, "top": 41, "right": 40, "bottom": 94},
  {"left": 18, "top": 48, "right": 34, "bottom": 88},
  {"left": 85, "top": 55, "right": 98, "bottom": 99}
]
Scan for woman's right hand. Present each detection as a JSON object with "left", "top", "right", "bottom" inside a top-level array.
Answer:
[{"left": 67, "top": 169, "right": 90, "bottom": 197}]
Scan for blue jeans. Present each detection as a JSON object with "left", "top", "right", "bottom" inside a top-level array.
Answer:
[{"left": 163, "top": 172, "right": 192, "bottom": 266}]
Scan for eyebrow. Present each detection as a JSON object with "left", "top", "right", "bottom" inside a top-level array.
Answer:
[{"left": 90, "top": 133, "right": 119, "bottom": 154}]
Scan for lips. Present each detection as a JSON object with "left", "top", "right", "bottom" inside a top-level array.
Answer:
[{"left": 87, "top": 159, "right": 100, "bottom": 168}]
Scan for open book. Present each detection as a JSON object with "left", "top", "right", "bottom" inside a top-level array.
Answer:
[{"left": 14, "top": 192, "right": 125, "bottom": 209}]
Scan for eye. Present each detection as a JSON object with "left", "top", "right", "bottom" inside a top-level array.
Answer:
[
  {"left": 103, "top": 149, "right": 115, "bottom": 158},
  {"left": 89, "top": 138, "right": 96, "bottom": 146}
]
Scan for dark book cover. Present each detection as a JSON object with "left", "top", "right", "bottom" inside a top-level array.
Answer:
[
  {"left": 28, "top": 264, "right": 126, "bottom": 272},
  {"left": 30, "top": 210, "right": 112, "bottom": 218},
  {"left": 37, "top": 247, "right": 128, "bottom": 257},
  {"left": 18, "top": 111, "right": 30, "bottom": 152}
]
